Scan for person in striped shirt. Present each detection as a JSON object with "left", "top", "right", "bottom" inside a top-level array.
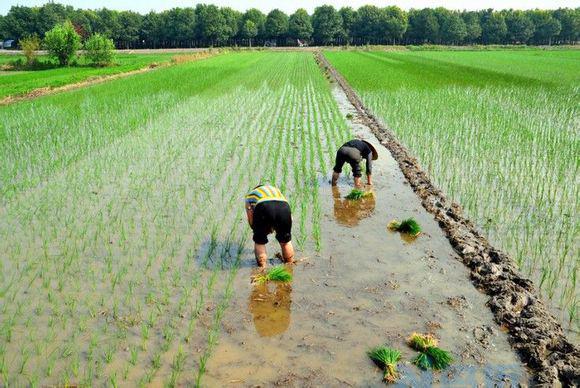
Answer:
[{"left": 245, "top": 184, "right": 294, "bottom": 267}]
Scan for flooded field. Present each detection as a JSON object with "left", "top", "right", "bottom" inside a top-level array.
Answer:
[
  {"left": 203, "top": 85, "right": 528, "bottom": 386},
  {"left": 324, "top": 50, "right": 579, "bottom": 335},
  {"left": 0, "top": 51, "right": 533, "bottom": 386}
]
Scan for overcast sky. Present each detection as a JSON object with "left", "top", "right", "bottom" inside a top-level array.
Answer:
[{"left": 1, "top": 0, "right": 577, "bottom": 15}]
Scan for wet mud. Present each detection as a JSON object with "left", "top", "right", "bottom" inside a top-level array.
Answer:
[
  {"left": 202, "top": 64, "right": 534, "bottom": 387},
  {"left": 316, "top": 51, "right": 579, "bottom": 386}
]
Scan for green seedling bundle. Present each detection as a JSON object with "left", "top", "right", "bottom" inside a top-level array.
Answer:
[
  {"left": 346, "top": 189, "right": 373, "bottom": 200},
  {"left": 388, "top": 218, "right": 422, "bottom": 236},
  {"left": 407, "top": 333, "right": 453, "bottom": 370},
  {"left": 367, "top": 346, "right": 402, "bottom": 383},
  {"left": 253, "top": 266, "right": 293, "bottom": 285}
]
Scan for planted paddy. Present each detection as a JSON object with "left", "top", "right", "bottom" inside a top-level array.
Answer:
[
  {"left": 0, "top": 51, "right": 350, "bottom": 386},
  {"left": 325, "top": 49, "right": 580, "bottom": 333},
  {"left": 0, "top": 48, "right": 572, "bottom": 386}
]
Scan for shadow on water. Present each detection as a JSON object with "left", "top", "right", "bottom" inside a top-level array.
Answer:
[
  {"left": 386, "top": 228, "right": 420, "bottom": 244},
  {"left": 248, "top": 265, "right": 294, "bottom": 337},
  {"left": 332, "top": 186, "right": 376, "bottom": 227},
  {"left": 195, "top": 237, "right": 253, "bottom": 270}
]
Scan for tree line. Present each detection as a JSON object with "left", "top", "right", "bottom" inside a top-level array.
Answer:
[{"left": 0, "top": 2, "right": 578, "bottom": 48}]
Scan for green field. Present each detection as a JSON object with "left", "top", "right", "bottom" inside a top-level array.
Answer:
[
  {"left": 325, "top": 49, "right": 579, "bottom": 328},
  {"left": 0, "top": 53, "right": 177, "bottom": 98},
  {"left": 0, "top": 52, "right": 350, "bottom": 386}
]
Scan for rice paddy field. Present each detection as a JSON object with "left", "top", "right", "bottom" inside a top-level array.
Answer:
[
  {"left": 0, "top": 48, "right": 577, "bottom": 386},
  {"left": 324, "top": 49, "right": 580, "bottom": 333},
  {"left": 0, "top": 51, "right": 352, "bottom": 386},
  {"left": 0, "top": 53, "right": 178, "bottom": 98}
]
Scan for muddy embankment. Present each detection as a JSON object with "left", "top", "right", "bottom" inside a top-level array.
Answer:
[{"left": 315, "top": 51, "right": 579, "bottom": 386}]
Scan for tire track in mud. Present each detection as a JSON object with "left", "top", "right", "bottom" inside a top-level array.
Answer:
[{"left": 316, "top": 51, "right": 579, "bottom": 386}]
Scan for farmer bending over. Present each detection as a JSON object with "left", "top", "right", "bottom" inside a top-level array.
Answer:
[
  {"left": 332, "top": 139, "right": 378, "bottom": 188},
  {"left": 245, "top": 184, "right": 294, "bottom": 267}
]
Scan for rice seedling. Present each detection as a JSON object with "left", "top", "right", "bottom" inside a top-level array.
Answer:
[
  {"left": 0, "top": 52, "right": 343, "bottom": 385},
  {"left": 407, "top": 333, "right": 453, "bottom": 371},
  {"left": 388, "top": 218, "right": 422, "bottom": 237},
  {"left": 367, "top": 346, "right": 402, "bottom": 383},
  {"left": 346, "top": 189, "right": 373, "bottom": 200},
  {"left": 326, "top": 49, "right": 579, "bottom": 329},
  {"left": 253, "top": 266, "right": 293, "bottom": 285}
]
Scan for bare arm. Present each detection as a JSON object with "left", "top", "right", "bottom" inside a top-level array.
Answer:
[{"left": 246, "top": 206, "right": 254, "bottom": 228}]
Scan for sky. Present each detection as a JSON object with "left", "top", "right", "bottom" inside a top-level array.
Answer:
[{"left": 1, "top": 0, "right": 577, "bottom": 15}]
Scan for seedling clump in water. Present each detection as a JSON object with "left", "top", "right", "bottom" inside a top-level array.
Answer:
[
  {"left": 254, "top": 265, "right": 292, "bottom": 285},
  {"left": 346, "top": 189, "right": 372, "bottom": 200},
  {"left": 367, "top": 346, "right": 401, "bottom": 383},
  {"left": 388, "top": 218, "right": 421, "bottom": 236},
  {"left": 407, "top": 333, "right": 453, "bottom": 370}
]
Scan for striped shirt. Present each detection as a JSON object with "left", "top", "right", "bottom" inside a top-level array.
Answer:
[{"left": 245, "top": 185, "right": 287, "bottom": 207}]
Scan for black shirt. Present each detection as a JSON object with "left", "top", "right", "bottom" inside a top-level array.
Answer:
[{"left": 342, "top": 139, "right": 372, "bottom": 174}]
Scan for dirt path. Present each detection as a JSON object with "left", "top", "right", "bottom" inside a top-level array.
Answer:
[
  {"left": 202, "top": 70, "right": 532, "bottom": 387},
  {"left": 316, "top": 51, "right": 579, "bottom": 385}
]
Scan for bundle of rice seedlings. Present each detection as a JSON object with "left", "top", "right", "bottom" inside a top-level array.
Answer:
[
  {"left": 387, "top": 218, "right": 421, "bottom": 236},
  {"left": 345, "top": 189, "right": 372, "bottom": 200},
  {"left": 367, "top": 346, "right": 401, "bottom": 383},
  {"left": 407, "top": 333, "right": 453, "bottom": 370},
  {"left": 254, "top": 265, "right": 292, "bottom": 284}
]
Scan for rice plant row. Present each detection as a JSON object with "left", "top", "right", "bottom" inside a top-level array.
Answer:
[
  {"left": 0, "top": 52, "right": 350, "bottom": 386},
  {"left": 325, "top": 50, "right": 579, "bottom": 331}
]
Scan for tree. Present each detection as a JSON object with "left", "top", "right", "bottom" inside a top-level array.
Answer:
[
  {"left": 116, "top": 11, "right": 142, "bottom": 48},
  {"left": 265, "top": 9, "right": 289, "bottom": 40},
  {"left": 406, "top": 9, "right": 440, "bottom": 44},
  {"left": 505, "top": 10, "right": 534, "bottom": 44},
  {"left": 221, "top": 7, "right": 241, "bottom": 41},
  {"left": 241, "top": 19, "right": 258, "bottom": 46},
  {"left": 424, "top": 10, "right": 440, "bottom": 43},
  {"left": 84, "top": 33, "right": 115, "bottom": 65},
  {"left": 195, "top": 4, "right": 228, "bottom": 45},
  {"left": 382, "top": 6, "right": 408, "bottom": 44},
  {"left": 94, "top": 8, "right": 120, "bottom": 40},
  {"left": 37, "top": 3, "right": 71, "bottom": 36},
  {"left": 19, "top": 34, "right": 41, "bottom": 66},
  {"left": 43, "top": 20, "right": 81, "bottom": 66},
  {"left": 1, "top": 6, "right": 38, "bottom": 40},
  {"left": 482, "top": 11, "right": 507, "bottom": 44},
  {"left": 288, "top": 9, "right": 313, "bottom": 41},
  {"left": 164, "top": 8, "right": 195, "bottom": 46},
  {"left": 462, "top": 11, "right": 482, "bottom": 44},
  {"left": 353, "top": 5, "right": 383, "bottom": 43},
  {"left": 338, "top": 7, "right": 357, "bottom": 44},
  {"left": 70, "top": 9, "right": 95, "bottom": 39},
  {"left": 243, "top": 9, "right": 266, "bottom": 40},
  {"left": 141, "top": 11, "right": 163, "bottom": 48},
  {"left": 438, "top": 9, "right": 467, "bottom": 44},
  {"left": 312, "top": 5, "right": 343, "bottom": 45},
  {"left": 529, "top": 10, "right": 562, "bottom": 45},
  {"left": 553, "top": 8, "right": 580, "bottom": 44}
]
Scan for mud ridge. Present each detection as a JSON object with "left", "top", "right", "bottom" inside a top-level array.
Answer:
[{"left": 315, "top": 51, "right": 579, "bottom": 386}]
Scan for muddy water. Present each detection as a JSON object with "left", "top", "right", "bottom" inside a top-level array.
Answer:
[{"left": 203, "top": 85, "right": 529, "bottom": 386}]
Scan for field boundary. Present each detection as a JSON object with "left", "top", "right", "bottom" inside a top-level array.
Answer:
[
  {"left": 315, "top": 51, "right": 579, "bottom": 385},
  {"left": 0, "top": 50, "right": 218, "bottom": 105}
]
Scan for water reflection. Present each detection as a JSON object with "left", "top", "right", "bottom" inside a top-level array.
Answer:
[
  {"left": 248, "top": 267, "right": 293, "bottom": 337},
  {"left": 332, "top": 186, "right": 376, "bottom": 227}
]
